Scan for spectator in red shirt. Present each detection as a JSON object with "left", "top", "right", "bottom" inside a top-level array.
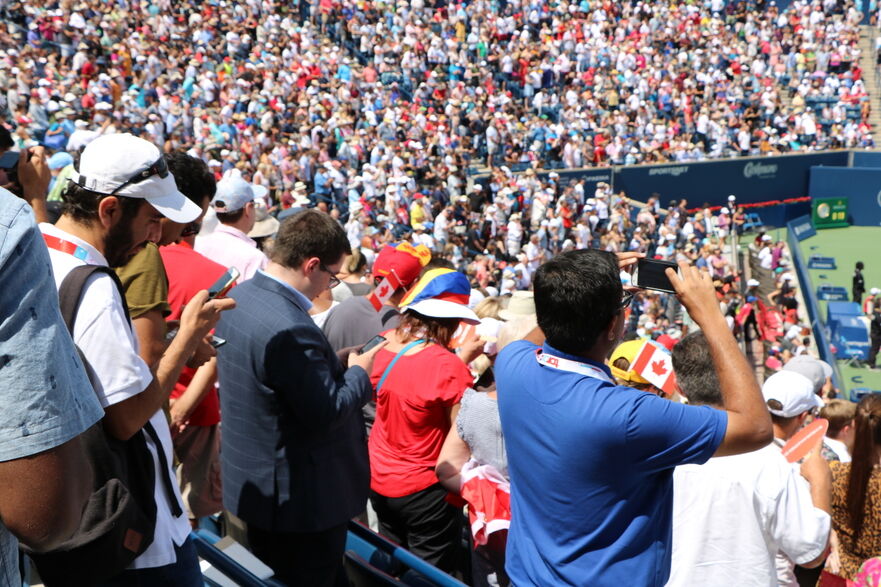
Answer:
[
  {"left": 157, "top": 152, "right": 228, "bottom": 523},
  {"left": 368, "top": 268, "right": 484, "bottom": 574}
]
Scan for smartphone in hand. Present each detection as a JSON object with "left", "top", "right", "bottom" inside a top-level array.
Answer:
[
  {"left": 358, "top": 334, "right": 387, "bottom": 355},
  {"left": 632, "top": 258, "right": 679, "bottom": 294},
  {"left": 207, "top": 268, "right": 240, "bottom": 299}
]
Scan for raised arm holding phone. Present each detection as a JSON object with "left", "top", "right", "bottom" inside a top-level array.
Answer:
[{"left": 497, "top": 249, "right": 771, "bottom": 587}]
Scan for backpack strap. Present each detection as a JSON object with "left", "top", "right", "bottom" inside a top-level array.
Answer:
[
  {"left": 376, "top": 339, "right": 425, "bottom": 394},
  {"left": 58, "top": 263, "right": 183, "bottom": 518},
  {"left": 59, "top": 265, "right": 131, "bottom": 332},
  {"left": 142, "top": 422, "right": 183, "bottom": 518}
]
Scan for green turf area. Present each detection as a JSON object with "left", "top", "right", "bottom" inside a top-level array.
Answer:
[{"left": 798, "top": 226, "right": 881, "bottom": 399}]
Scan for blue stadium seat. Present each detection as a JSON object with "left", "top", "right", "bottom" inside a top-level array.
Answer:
[
  {"left": 741, "top": 212, "right": 763, "bottom": 232},
  {"left": 344, "top": 551, "right": 403, "bottom": 586},
  {"left": 346, "top": 520, "right": 466, "bottom": 587},
  {"left": 192, "top": 530, "right": 284, "bottom": 587}
]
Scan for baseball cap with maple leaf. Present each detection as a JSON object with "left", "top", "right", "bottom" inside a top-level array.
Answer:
[{"left": 372, "top": 242, "right": 431, "bottom": 289}]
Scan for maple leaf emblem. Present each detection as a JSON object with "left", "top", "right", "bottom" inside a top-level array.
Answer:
[
  {"left": 651, "top": 360, "right": 668, "bottom": 376},
  {"left": 377, "top": 285, "right": 389, "bottom": 297}
]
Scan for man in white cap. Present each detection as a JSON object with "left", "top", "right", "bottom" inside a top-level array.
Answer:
[
  {"left": 195, "top": 175, "right": 269, "bottom": 281},
  {"left": 667, "top": 336, "right": 831, "bottom": 587},
  {"left": 41, "top": 133, "right": 234, "bottom": 584},
  {"left": 762, "top": 370, "right": 832, "bottom": 587}
]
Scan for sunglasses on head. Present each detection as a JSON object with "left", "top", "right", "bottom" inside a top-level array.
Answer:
[{"left": 109, "top": 156, "right": 169, "bottom": 195}]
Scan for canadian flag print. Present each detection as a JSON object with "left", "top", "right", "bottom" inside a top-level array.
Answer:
[
  {"left": 630, "top": 341, "right": 677, "bottom": 395},
  {"left": 368, "top": 272, "right": 401, "bottom": 311}
]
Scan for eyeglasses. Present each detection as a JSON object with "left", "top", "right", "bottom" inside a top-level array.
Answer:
[
  {"left": 319, "top": 263, "right": 341, "bottom": 288},
  {"left": 620, "top": 291, "right": 634, "bottom": 309},
  {"left": 109, "top": 156, "right": 169, "bottom": 196}
]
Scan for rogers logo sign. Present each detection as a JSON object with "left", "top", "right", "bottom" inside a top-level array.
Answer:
[{"left": 743, "top": 161, "right": 778, "bottom": 179}]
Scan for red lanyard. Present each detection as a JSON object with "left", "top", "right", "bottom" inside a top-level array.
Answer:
[{"left": 43, "top": 234, "right": 95, "bottom": 264}]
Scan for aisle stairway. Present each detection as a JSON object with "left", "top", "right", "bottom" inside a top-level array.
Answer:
[{"left": 859, "top": 25, "right": 881, "bottom": 132}]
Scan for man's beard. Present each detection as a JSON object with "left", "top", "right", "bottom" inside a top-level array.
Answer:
[{"left": 104, "top": 215, "right": 145, "bottom": 268}]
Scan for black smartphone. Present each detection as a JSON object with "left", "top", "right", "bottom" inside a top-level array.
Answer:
[
  {"left": 358, "top": 334, "right": 386, "bottom": 355},
  {"left": 632, "top": 258, "right": 679, "bottom": 294},
  {"left": 207, "top": 267, "right": 240, "bottom": 299},
  {"left": 210, "top": 335, "right": 227, "bottom": 348}
]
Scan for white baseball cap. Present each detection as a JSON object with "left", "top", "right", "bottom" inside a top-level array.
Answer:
[
  {"left": 747, "top": 278, "right": 760, "bottom": 287},
  {"left": 212, "top": 176, "right": 255, "bottom": 213},
  {"left": 762, "top": 370, "right": 823, "bottom": 417},
  {"left": 69, "top": 134, "right": 200, "bottom": 223}
]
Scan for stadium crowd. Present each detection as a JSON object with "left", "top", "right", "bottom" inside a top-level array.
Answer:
[
  {"left": 2, "top": 0, "right": 881, "bottom": 585},
  {"left": 0, "top": 0, "right": 875, "bottom": 213}
]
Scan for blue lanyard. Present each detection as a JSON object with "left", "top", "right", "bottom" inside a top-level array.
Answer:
[{"left": 376, "top": 339, "right": 426, "bottom": 394}]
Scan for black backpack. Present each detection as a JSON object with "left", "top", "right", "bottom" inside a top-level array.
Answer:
[{"left": 22, "top": 265, "right": 180, "bottom": 586}]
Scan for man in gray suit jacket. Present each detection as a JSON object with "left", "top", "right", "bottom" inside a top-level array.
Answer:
[{"left": 215, "top": 209, "right": 385, "bottom": 586}]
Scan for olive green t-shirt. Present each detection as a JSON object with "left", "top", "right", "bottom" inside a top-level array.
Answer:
[{"left": 115, "top": 242, "right": 171, "bottom": 319}]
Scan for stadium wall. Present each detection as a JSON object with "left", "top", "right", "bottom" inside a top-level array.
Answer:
[
  {"left": 787, "top": 215, "right": 843, "bottom": 389},
  {"left": 850, "top": 151, "right": 881, "bottom": 168},
  {"left": 474, "top": 151, "right": 852, "bottom": 213},
  {"left": 808, "top": 166, "right": 881, "bottom": 227}
]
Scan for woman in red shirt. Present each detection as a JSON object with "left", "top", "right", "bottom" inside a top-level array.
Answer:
[{"left": 368, "top": 268, "right": 483, "bottom": 574}]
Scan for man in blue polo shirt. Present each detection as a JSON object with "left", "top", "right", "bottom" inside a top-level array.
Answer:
[{"left": 496, "top": 250, "right": 773, "bottom": 586}]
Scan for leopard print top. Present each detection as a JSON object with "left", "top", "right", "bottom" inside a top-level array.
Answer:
[{"left": 830, "top": 462, "right": 881, "bottom": 580}]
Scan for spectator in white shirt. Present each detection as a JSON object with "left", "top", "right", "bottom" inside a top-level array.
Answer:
[{"left": 667, "top": 333, "right": 831, "bottom": 587}]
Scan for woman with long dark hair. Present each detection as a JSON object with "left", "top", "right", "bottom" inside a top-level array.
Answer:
[
  {"left": 368, "top": 268, "right": 484, "bottom": 575},
  {"left": 830, "top": 394, "right": 881, "bottom": 581}
]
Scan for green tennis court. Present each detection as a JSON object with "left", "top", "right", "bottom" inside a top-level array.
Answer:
[{"left": 798, "top": 226, "right": 881, "bottom": 399}]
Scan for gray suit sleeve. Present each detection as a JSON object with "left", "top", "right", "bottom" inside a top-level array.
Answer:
[{"left": 265, "top": 321, "right": 372, "bottom": 433}]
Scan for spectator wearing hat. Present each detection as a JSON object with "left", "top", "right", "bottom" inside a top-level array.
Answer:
[
  {"left": 215, "top": 209, "right": 384, "bottom": 586},
  {"left": 46, "top": 150, "right": 75, "bottom": 205},
  {"left": 666, "top": 334, "right": 832, "bottom": 587},
  {"left": 42, "top": 133, "right": 233, "bottom": 584},
  {"left": 368, "top": 268, "right": 486, "bottom": 575},
  {"left": 783, "top": 354, "right": 834, "bottom": 399},
  {"left": 609, "top": 339, "right": 669, "bottom": 399},
  {"left": 194, "top": 174, "right": 268, "bottom": 281},
  {"left": 496, "top": 252, "right": 773, "bottom": 586},
  {"left": 763, "top": 370, "right": 833, "bottom": 586}
]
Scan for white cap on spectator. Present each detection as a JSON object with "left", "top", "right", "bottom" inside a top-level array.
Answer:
[
  {"left": 747, "top": 279, "right": 760, "bottom": 287},
  {"left": 69, "top": 134, "right": 200, "bottom": 223},
  {"left": 762, "top": 371, "right": 823, "bottom": 417},
  {"left": 212, "top": 176, "right": 256, "bottom": 213}
]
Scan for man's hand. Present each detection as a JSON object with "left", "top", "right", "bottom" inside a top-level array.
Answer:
[
  {"left": 179, "top": 290, "right": 236, "bottom": 341},
  {"left": 186, "top": 335, "right": 217, "bottom": 369},
  {"left": 348, "top": 338, "right": 388, "bottom": 374},
  {"left": 168, "top": 399, "right": 190, "bottom": 435},
  {"left": 800, "top": 446, "right": 833, "bottom": 500},
  {"left": 18, "top": 147, "right": 51, "bottom": 202},
  {"left": 458, "top": 330, "right": 485, "bottom": 365},
  {"left": 617, "top": 251, "right": 644, "bottom": 291},
  {"left": 666, "top": 262, "right": 722, "bottom": 327}
]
